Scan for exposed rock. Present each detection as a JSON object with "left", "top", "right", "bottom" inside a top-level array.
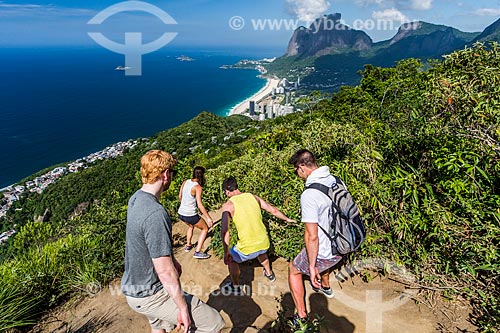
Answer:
[
  {"left": 285, "top": 13, "right": 372, "bottom": 57},
  {"left": 70, "top": 202, "right": 90, "bottom": 220},
  {"left": 34, "top": 208, "right": 51, "bottom": 223}
]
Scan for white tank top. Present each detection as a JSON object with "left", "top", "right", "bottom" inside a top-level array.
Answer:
[{"left": 178, "top": 179, "right": 199, "bottom": 216}]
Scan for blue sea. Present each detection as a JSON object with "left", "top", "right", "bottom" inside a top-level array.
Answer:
[{"left": 0, "top": 47, "right": 278, "bottom": 188}]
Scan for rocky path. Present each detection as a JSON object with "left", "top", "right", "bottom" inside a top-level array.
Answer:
[{"left": 31, "top": 214, "right": 475, "bottom": 333}]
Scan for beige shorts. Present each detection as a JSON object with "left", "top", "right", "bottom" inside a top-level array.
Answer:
[{"left": 126, "top": 288, "right": 225, "bottom": 333}]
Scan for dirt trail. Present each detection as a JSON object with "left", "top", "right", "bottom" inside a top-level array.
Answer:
[{"left": 32, "top": 214, "right": 475, "bottom": 333}]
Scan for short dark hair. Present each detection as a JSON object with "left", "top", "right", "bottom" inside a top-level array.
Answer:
[
  {"left": 289, "top": 149, "right": 317, "bottom": 168},
  {"left": 222, "top": 177, "right": 238, "bottom": 191}
]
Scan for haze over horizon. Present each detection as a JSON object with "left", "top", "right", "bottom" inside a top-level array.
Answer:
[{"left": 0, "top": 0, "right": 499, "bottom": 51}]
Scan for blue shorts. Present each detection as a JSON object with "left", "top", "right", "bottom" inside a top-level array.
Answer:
[
  {"left": 230, "top": 246, "right": 268, "bottom": 263},
  {"left": 178, "top": 214, "right": 200, "bottom": 225}
]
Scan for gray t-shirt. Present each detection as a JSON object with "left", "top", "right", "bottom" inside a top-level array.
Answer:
[{"left": 121, "top": 189, "right": 173, "bottom": 297}]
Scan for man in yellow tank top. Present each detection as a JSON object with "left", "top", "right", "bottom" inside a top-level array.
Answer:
[{"left": 220, "top": 177, "right": 295, "bottom": 296}]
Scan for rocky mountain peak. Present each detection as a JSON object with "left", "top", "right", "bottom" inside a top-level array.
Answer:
[{"left": 285, "top": 13, "right": 373, "bottom": 57}]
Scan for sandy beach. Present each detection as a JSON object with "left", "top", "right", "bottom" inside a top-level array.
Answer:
[{"left": 229, "top": 78, "right": 280, "bottom": 116}]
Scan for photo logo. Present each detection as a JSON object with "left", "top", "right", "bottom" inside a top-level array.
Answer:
[
  {"left": 88, "top": 1, "right": 178, "bottom": 76},
  {"left": 228, "top": 16, "right": 417, "bottom": 34},
  {"left": 229, "top": 16, "right": 245, "bottom": 31},
  {"left": 334, "top": 257, "right": 418, "bottom": 333}
]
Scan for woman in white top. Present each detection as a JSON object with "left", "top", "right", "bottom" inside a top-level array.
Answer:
[{"left": 178, "top": 166, "right": 213, "bottom": 259}]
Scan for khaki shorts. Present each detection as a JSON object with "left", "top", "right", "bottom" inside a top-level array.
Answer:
[{"left": 126, "top": 288, "right": 225, "bottom": 333}]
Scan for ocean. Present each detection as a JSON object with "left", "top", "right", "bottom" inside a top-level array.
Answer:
[{"left": 0, "top": 47, "right": 276, "bottom": 188}]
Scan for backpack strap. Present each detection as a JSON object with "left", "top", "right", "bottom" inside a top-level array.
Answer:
[
  {"left": 334, "top": 176, "right": 345, "bottom": 188},
  {"left": 306, "top": 181, "right": 349, "bottom": 220},
  {"left": 306, "top": 182, "right": 330, "bottom": 197},
  {"left": 305, "top": 183, "right": 332, "bottom": 239}
]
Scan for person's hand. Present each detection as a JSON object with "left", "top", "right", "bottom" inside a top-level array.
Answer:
[
  {"left": 309, "top": 266, "right": 321, "bottom": 289},
  {"left": 206, "top": 217, "right": 214, "bottom": 228},
  {"left": 286, "top": 218, "right": 296, "bottom": 223},
  {"left": 176, "top": 307, "right": 192, "bottom": 333},
  {"left": 173, "top": 259, "right": 183, "bottom": 277},
  {"left": 224, "top": 252, "right": 233, "bottom": 265}
]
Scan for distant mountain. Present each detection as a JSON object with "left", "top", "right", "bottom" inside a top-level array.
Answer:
[
  {"left": 473, "top": 17, "right": 500, "bottom": 42},
  {"left": 266, "top": 15, "right": 498, "bottom": 91},
  {"left": 369, "top": 21, "right": 480, "bottom": 67},
  {"left": 286, "top": 13, "right": 373, "bottom": 57}
]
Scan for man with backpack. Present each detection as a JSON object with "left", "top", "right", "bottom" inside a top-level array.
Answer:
[{"left": 288, "top": 149, "right": 364, "bottom": 324}]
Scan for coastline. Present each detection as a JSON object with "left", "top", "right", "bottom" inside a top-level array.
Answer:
[
  {"left": 0, "top": 185, "right": 13, "bottom": 193},
  {"left": 228, "top": 78, "right": 280, "bottom": 116}
]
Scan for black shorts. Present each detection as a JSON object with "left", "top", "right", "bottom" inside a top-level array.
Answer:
[{"left": 178, "top": 214, "right": 201, "bottom": 225}]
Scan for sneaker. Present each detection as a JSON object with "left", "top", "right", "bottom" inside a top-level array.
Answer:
[
  {"left": 263, "top": 269, "right": 276, "bottom": 282},
  {"left": 184, "top": 244, "right": 194, "bottom": 252},
  {"left": 289, "top": 313, "right": 309, "bottom": 330},
  {"left": 193, "top": 251, "right": 210, "bottom": 259},
  {"left": 221, "top": 282, "right": 244, "bottom": 296},
  {"left": 311, "top": 284, "right": 334, "bottom": 298}
]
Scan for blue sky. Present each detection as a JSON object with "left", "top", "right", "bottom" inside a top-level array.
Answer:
[{"left": 1, "top": 0, "right": 499, "bottom": 52}]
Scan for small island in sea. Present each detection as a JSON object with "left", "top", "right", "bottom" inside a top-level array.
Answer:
[
  {"left": 115, "top": 66, "right": 131, "bottom": 71},
  {"left": 176, "top": 55, "right": 195, "bottom": 62}
]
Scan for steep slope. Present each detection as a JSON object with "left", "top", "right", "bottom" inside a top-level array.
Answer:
[
  {"left": 473, "top": 17, "right": 500, "bottom": 42},
  {"left": 370, "top": 21, "right": 478, "bottom": 67},
  {"left": 285, "top": 13, "right": 372, "bottom": 58},
  {"left": 30, "top": 220, "right": 476, "bottom": 333}
]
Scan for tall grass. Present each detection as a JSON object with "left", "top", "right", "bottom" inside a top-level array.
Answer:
[{"left": 0, "top": 282, "right": 42, "bottom": 331}]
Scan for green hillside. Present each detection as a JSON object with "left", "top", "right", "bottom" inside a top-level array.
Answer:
[{"left": 0, "top": 43, "right": 499, "bottom": 331}]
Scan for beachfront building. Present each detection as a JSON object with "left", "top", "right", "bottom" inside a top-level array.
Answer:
[
  {"left": 267, "top": 101, "right": 274, "bottom": 119},
  {"left": 249, "top": 101, "right": 256, "bottom": 116}
]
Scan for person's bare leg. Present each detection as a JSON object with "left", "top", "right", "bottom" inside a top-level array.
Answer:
[
  {"left": 186, "top": 223, "right": 194, "bottom": 246},
  {"left": 228, "top": 261, "right": 240, "bottom": 285},
  {"left": 288, "top": 262, "right": 307, "bottom": 318},
  {"left": 194, "top": 218, "right": 209, "bottom": 252},
  {"left": 257, "top": 253, "right": 272, "bottom": 275},
  {"left": 320, "top": 269, "right": 331, "bottom": 288},
  {"left": 151, "top": 328, "right": 165, "bottom": 333}
]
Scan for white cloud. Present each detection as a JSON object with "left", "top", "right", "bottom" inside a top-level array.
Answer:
[
  {"left": 473, "top": 8, "right": 500, "bottom": 16},
  {"left": 0, "top": 1, "right": 41, "bottom": 9},
  {"left": 285, "top": 0, "right": 331, "bottom": 23},
  {"left": 355, "top": 0, "right": 432, "bottom": 11},
  {"left": 372, "top": 8, "right": 409, "bottom": 22},
  {"left": 0, "top": 2, "right": 93, "bottom": 17},
  {"left": 355, "top": 0, "right": 385, "bottom": 6},
  {"left": 409, "top": 0, "right": 432, "bottom": 10}
]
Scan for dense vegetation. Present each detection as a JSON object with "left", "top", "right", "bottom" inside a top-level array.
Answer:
[{"left": 1, "top": 43, "right": 499, "bottom": 332}]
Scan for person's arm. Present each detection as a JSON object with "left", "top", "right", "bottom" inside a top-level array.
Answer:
[
  {"left": 152, "top": 256, "right": 191, "bottom": 333},
  {"left": 178, "top": 180, "right": 187, "bottom": 201},
  {"left": 304, "top": 222, "right": 321, "bottom": 289},
  {"left": 194, "top": 185, "right": 213, "bottom": 227},
  {"left": 253, "top": 195, "right": 295, "bottom": 223},
  {"left": 221, "top": 201, "right": 233, "bottom": 264}
]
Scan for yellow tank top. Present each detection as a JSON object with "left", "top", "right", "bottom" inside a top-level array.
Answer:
[{"left": 229, "top": 193, "right": 270, "bottom": 255}]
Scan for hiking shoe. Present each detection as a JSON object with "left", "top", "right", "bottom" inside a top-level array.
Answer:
[
  {"left": 193, "top": 251, "right": 210, "bottom": 259},
  {"left": 221, "top": 282, "right": 244, "bottom": 296},
  {"left": 263, "top": 269, "right": 276, "bottom": 282},
  {"left": 311, "top": 284, "right": 334, "bottom": 298},
  {"left": 288, "top": 313, "right": 309, "bottom": 330},
  {"left": 184, "top": 244, "right": 194, "bottom": 252}
]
